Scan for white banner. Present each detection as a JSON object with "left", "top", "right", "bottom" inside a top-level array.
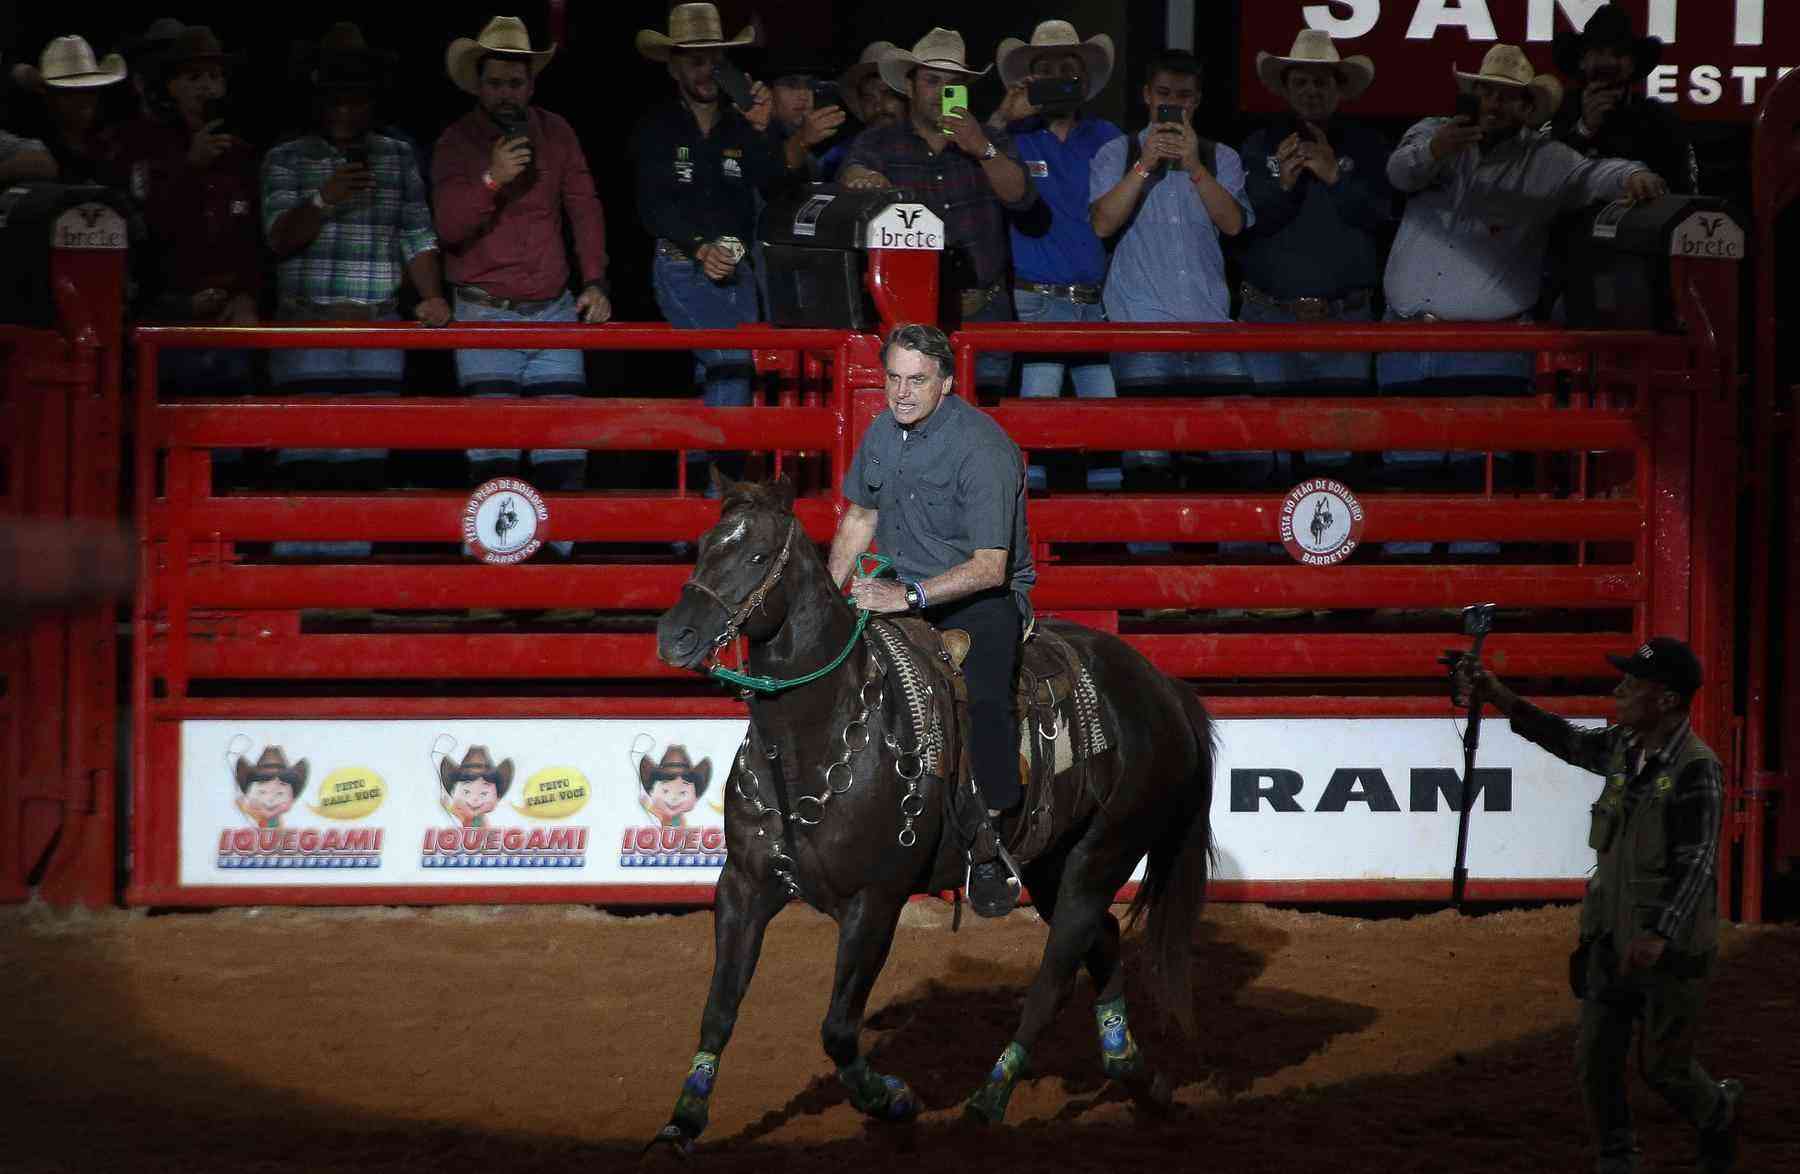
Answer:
[{"left": 176, "top": 717, "right": 1603, "bottom": 889}]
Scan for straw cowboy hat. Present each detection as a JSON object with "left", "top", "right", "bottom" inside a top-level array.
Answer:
[
  {"left": 837, "top": 41, "right": 897, "bottom": 118},
  {"left": 1552, "top": 3, "right": 1663, "bottom": 81},
  {"left": 879, "top": 27, "right": 991, "bottom": 95},
  {"left": 1256, "top": 28, "right": 1374, "bottom": 101},
  {"left": 996, "top": 21, "right": 1114, "bottom": 102},
  {"left": 638, "top": 745, "right": 712, "bottom": 799},
  {"left": 234, "top": 746, "right": 309, "bottom": 797},
  {"left": 447, "top": 16, "right": 555, "bottom": 96},
  {"left": 14, "top": 36, "right": 128, "bottom": 92},
  {"left": 292, "top": 23, "right": 399, "bottom": 91},
  {"left": 438, "top": 745, "right": 515, "bottom": 799},
  {"left": 636, "top": 3, "right": 756, "bottom": 64},
  {"left": 1454, "top": 44, "right": 1564, "bottom": 124}
]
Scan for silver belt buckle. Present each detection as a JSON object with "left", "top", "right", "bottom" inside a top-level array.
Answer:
[{"left": 1291, "top": 296, "right": 1329, "bottom": 322}]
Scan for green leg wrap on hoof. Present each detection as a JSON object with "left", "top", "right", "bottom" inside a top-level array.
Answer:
[
  {"left": 1095, "top": 994, "right": 1144, "bottom": 1080},
  {"left": 667, "top": 1050, "right": 719, "bottom": 1139},
  {"left": 963, "top": 1041, "right": 1028, "bottom": 1124},
  {"left": 837, "top": 1057, "right": 920, "bottom": 1122}
]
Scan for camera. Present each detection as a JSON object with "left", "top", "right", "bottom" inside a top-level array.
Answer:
[{"left": 1027, "top": 76, "right": 1083, "bottom": 114}]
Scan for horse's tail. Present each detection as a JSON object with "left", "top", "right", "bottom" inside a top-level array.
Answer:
[{"left": 1122, "top": 687, "right": 1217, "bottom": 1038}]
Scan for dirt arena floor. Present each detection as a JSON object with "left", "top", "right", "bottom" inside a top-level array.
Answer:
[{"left": 4, "top": 899, "right": 1796, "bottom": 1173}]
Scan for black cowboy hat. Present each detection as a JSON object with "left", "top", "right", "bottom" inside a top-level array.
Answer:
[
  {"left": 149, "top": 26, "right": 246, "bottom": 87},
  {"left": 638, "top": 745, "right": 712, "bottom": 799},
  {"left": 290, "top": 22, "right": 399, "bottom": 92},
  {"left": 438, "top": 745, "right": 515, "bottom": 799},
  {"left": 233, "top": 746, "right": 309, "bottom": 798},
  {"left": 1552, "top": 4, "right": 1663, "bottom": 81}
]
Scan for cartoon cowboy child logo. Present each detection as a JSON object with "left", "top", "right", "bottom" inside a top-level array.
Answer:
[
  {"left": 438, "top": 745, "right": 515, "bottom": 828},
  {"left": 233, "top": 746, "right": 308, "bottom": 829},
  {"left": 638, "top": 745, "right": 711, "bottom": 828}
]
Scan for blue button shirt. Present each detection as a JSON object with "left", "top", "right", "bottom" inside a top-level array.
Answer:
[
  {"left": 1007, "top": 117, "right": 1123, "bottom": 287},
  {"left": 1090, "top": 132, "right": 1252, "bottom": 324}
]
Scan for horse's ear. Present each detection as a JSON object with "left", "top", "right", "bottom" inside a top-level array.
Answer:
[
  {"left": 708, "top": 464, "right": 736, "bottom": 499},
  {"left": 770, "top": 475, "right": 796, "bottom": 512}
]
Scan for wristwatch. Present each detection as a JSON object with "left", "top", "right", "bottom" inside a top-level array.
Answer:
[
  {"left": 902, "top": 580, "right": 925, "bottom": 611},
  {"left": 979, "top": 142, "right": 999, "bottom": 161},
  {"left": 714, "top": 235, "right": 747, "bottom": 263}
]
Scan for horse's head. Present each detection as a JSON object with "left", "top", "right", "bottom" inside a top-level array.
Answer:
[{"left": 657, "top": 475, "right": 802, "bottom": 671}]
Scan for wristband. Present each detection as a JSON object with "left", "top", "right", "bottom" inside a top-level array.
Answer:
[
  {"left": 1131, "top": 161, "right": 1153, "bottom": 180},
  {"left": 481, "top": 169, "right": 500, "bottom": 192}
]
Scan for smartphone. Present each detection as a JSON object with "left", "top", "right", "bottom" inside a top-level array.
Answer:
[
  {"left": 1027, "top": 76, "right": 1082, "bottom": 111},
  {"left": 343, "top": 139, "right": 369, "bottom": 167},
  {"left": 1154, "top": 102, "right": 1183, "bottom": 125},
  {"left": 1453, "top": 92, "right": 1480, "bottom": 124},
  {"left": 941, "top": 83, "right": 969, "bottom": 120},
  {"left": 811, "top": 79, "right": 841, "bottom": 108},
  {"left": 202, "top": 96, "right": 232, "bottom": 137},
  {"left": 714, "top": 58, "right": 755, "bottom": 112},
  {"left": 489, "top": 105, "right": 529, "bottom": 145}
]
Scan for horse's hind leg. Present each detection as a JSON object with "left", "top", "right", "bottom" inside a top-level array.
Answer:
[
  {"left": 649, "top": 862, "right": 788, "bottom": 1153},
  {"left": 822, "top": 889, "right": 920, "bottom": 1123}
]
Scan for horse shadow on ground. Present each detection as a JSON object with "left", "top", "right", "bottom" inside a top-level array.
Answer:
[{"left": 728, "top": 914, "right": 1380, "bottom": 1143}]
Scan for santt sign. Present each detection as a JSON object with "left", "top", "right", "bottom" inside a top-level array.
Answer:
[{"left": 1239, "top": 0, "right": 1792, "bottom": 121}]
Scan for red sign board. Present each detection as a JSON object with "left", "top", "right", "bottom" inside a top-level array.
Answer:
[{"left": 1238, "top": 0, "right": 1796, "bottom": 122}]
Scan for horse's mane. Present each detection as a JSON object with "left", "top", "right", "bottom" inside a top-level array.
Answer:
[{"left": 718, "top": 478, "right": 795, "bottom": 520}]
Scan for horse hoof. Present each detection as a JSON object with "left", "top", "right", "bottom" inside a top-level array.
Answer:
[
  {"left": 641, "top": 1123, "right": 695, "bottom": 1160},
  {"left": 1123, "top": 1070, "right": 1174, "bottom": 1117}
]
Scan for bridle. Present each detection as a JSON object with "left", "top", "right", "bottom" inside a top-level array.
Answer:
[{"left": 681, "top": 516, "right": 799, "bottom": 659}]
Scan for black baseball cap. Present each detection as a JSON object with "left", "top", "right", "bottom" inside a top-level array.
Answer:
[{"left": 1606, "top": 636, "right": 1703, "bottom": 699}]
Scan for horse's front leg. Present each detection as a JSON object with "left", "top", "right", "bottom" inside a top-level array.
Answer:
[
  {"left": 648, "top": 859, "right": 788, "bottom": 1154},
  {"left": 823, "top": 889, "right": 919, "bottom": 1123}
]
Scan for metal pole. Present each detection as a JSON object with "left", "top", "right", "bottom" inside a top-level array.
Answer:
[{"left": 1449, "top": 604, "right": 1496, "bottom": 910}]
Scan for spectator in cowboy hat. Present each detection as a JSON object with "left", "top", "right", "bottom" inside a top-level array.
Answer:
[
  {"left": 1089, "top": 50, "right": 1253, "bottom": 495},
  {"left": 118, "top": 17, "right": 188, "bottom": 117},
  {"left": 1379, "top": 45, "right": 1667, "bottom": 552},
  {"left": 1453, "top": 638, "right": 1743, "bottom": 1174},
  {"left": 262, "top": 23, "right": 447, "bottom": 559},
  {"left": 233, "top": 746, "right": 309, "bottom": 829},
  {"left": 638, "top": 745, "right": 712, "bottom": 828},
  {"left": 838, "top": 42, "right": 906, "bottom": 136},
  {"left": 759, "top": 55, "right": 847, "bottom": 177},
  {"left": 839, "top": 28, "right": 1037, "bottom": 390},
  {"left": 1240, "top": 31, "right": 1389, "bottom": 397},
  {"left": 11, "top": 35, "right": 129, "bottom": 183},
  {"left": 434, "top": 15, "right": 609, "bottom": 557},
  {"left": 984, "top": 21, "right": 1135, "bottom": 497},
  {"left": 631, "top": 3, "right": 794, "bottom": 484},
  {"left": 438, "top": 745, "right": 514, "bottom": 828},
  {"left": 1549, "top": 3, "right": 1695, "bottom": 195}
]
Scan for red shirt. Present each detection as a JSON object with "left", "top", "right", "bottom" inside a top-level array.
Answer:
[
  {"left": 432, "top": 106, "right": 609, "bottom": 301},
  {"left": 108, "top": 116, "right": 262, "bottom": 311}
]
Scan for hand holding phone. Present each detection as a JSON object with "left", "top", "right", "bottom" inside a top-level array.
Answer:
[
  {"left": 1154, "top": 103, "right": 1184, "bottom": 126},
  {"left": 714, "top": 58, "right": 755, "bottom": 111},
  {"left": 940, "top": 83, "right": 969, "bottom": 121}
]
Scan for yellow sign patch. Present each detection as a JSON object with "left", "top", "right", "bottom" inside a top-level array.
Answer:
[
  {"left": 307, "top": 767, "right": 386, "bottom": 820},
  {"left": 513, "top": 766, "right": 591, "bottom": 820}
]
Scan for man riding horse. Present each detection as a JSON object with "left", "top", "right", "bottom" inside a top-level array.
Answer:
[{"left": 825, "top": 322, "right": 1034, "bottom": 916}]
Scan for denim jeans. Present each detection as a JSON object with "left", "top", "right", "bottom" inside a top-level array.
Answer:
[
  {"left": 1014, "top": 290, "right": 1120, "bottom": 492},
  {"left": 160, "top": 347, "right": 256, "bottom": 487},
  {"left": 1241, "top": 297, "right": 1374, "bottom": 474},
  {"left": 1111, "top": 349, "right": 1271, "bottom": 483},
  {"left": 1376, "top": 330, "right": 1532, "bottom": 556},
  {"left": 963, "top": 288, "right": 1016, "bottom": 393},
  {"left": 653, "top": 253, "right": 759, "bottom": 482}
]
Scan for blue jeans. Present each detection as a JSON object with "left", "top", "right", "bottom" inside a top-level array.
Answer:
[
  {"left": 964, "top": 288, "right": 1016, "bottom": 392},
  {"left": 1014, "top": 290, "right": 1120, "bottom": 492},
  {"left": 1376, "top": 330, "right": 1531, "bottom": 557},
  {"left": 1241, "top": 297, "right": 1373, "bottom": 474},
  {"left": 653, "top": 253, "right": 759, "bottom": 483},
  {"left": 1111, "top": 349, "right": 1271, "bottom": 483},
  {"left": 160, "top": 347, "right": 256, "bottom": 486}
]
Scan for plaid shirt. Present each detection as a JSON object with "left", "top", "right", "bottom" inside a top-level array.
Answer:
[
  {"left": 842, "top": 123, "right": 1036, "bottom": 291},
  {"left": 261, "top": 133, "right": 438, "bottom": 308}
]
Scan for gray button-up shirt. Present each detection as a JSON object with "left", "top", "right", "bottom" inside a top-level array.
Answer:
[
  {"left": 844, "top": 394, "right": 1035, "bottom": 607},
  {"left": 1384, "top": 120, "right": 1646, "bottom": 321}
]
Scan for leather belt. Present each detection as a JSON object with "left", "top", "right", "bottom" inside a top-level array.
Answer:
[
  {"left": 279, "top": 298, "right": 397, "bottom": 321},
  {"left": 958, "top": 282, "right": 1005, "bottom": 319},
  {"left": 454, "top": 284, "right": 562, "bottom": 314},
  {"left": 1240, "top": 282, "right": 1372, "bottom": 322},
  {"left": 1016, "top": 280, "right": 1101, "bottom": 305},
  {"left": 656, "top": 239, "right": 696, "bottom": 261}
]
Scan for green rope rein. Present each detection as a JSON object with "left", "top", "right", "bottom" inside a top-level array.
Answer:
[{"left": 707, "top": 553, "right": 893, "bottom": 695}]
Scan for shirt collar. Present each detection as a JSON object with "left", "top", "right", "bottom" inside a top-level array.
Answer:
[{"left": 899, "top": 393, "right": 959, "bottom": 441}]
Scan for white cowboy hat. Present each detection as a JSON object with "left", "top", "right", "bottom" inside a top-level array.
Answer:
[
  {"left": 446, "top": 16, "right": 555, "bottom": 96},
  {"left": 996, "top": 21, "right": 1114, "bottom": 101},
  {"left": 636, "top": 3, "right": 756, "bottom": 64},
  {"left": 878, "top": 27, "right": 991, "bottom": 95},
  {"left": 1454, "top": 44, "right": 1564, "bottom": 124},
  {"left": 1256, "top": 28, "right": 1374, "bottom": 101},
  {"left": 15, "top": 35, "right": 128, "bottom": 91},
  {"left": 837, "top": 41, "right": 898, "bottom": 118}
]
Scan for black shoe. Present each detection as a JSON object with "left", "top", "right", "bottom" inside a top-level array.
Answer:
[
  {"left": 967, "top": 859, "right": 1020, "bottom": 918},
  {"left": 1699, "top": 1079, "right": 1743, "bottom": 1172}
]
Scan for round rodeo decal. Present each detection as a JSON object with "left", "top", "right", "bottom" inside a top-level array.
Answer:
[
  {"left": 463, "top": 477, "right": 549, "bottom": 564},
  {"left": 1280, "top": 478, "right": 1365, "bottom": 566}
]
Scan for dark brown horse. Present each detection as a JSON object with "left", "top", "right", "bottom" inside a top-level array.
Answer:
[{"left": 650, "top": 478, "right": 1216, "bottom": 1150}]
